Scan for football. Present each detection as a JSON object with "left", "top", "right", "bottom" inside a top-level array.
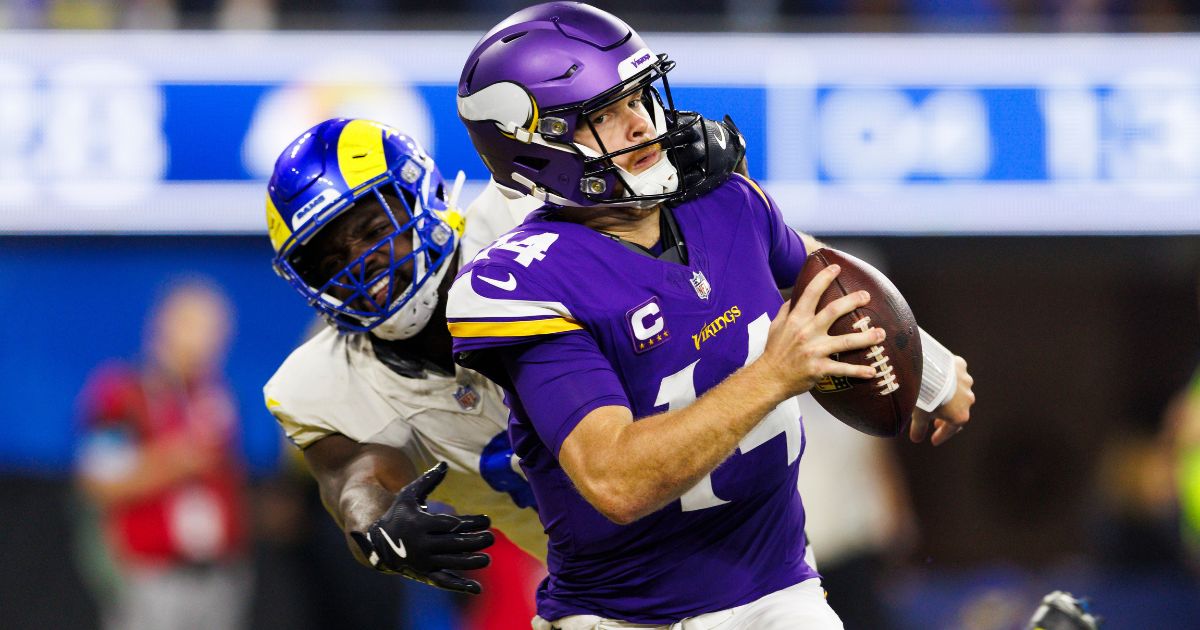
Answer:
[{"left": 792, "top": 248, "right": 923, "bottom": 437}]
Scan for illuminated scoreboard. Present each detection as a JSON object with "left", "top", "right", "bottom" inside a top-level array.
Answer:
[{"left": 1, "top": 33, "right": 1197, "bottom": 234}]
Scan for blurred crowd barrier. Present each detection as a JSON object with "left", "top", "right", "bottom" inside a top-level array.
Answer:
[
  {"left": 3, "top": 32, "right": 1200, "bottom": 236},
  {"left": 3, "top": 0, "right": 1199, "bottom": 32}
]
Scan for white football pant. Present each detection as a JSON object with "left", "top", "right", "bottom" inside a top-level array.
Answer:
[{"left": 532, "top": 577, "right": 844, "bottom": 630}]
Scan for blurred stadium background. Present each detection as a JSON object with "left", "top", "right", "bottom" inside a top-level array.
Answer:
[{"left": 3, "top": 1, "right": 1200, "bottom": 628}]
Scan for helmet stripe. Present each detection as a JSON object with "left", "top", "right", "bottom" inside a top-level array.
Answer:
[
  {"left": 336, "top": 120, "right": 388, "bottom": 190},
  {"left": 265, "top": 194, "right": 291, "bottom": 253}
]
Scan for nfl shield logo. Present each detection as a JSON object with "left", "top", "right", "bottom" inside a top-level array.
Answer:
[
  {"left": 690, "top": 270, "right": 712, "bottom": 300},
  {"left": 454, "top": 385, "right": 480, "bottom": 411}
]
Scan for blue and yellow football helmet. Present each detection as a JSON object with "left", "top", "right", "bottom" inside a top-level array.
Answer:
[{"left": 266, "top": 118, "right": 464, "bottom": 339}]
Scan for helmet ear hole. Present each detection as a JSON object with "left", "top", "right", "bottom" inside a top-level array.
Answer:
[
  {"left": 464, "top": 59, "right": 480, "bottom": 89},
  {"left": 514, "top": 155, "right": 550, "bottom": 174}
]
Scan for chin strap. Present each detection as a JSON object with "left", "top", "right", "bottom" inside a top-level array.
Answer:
[
  {"left": 621, "top": 153, "right": 680, "bottom": 199},
  {"left": 571, "top": 141, "right": 680, "bottom": 209}
]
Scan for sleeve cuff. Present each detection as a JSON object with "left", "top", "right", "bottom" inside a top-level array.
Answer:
[{"left": 916, "top": 327, "right": 957, "bottom": 413}]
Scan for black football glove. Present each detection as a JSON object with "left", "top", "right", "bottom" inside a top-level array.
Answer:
[
  {"left": 350, "top": 461, "right": 494, "bottom": 594},
  {"left": 1027, "top": 591, "right": 1101, "bottom": 630},
  {"left": 667, "top": 111, "right": 748, "bottom": 206}
]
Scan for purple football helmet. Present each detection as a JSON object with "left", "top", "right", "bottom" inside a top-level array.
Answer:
[{"left": 457, "top": 2, "right": 702, "bottom": 208}]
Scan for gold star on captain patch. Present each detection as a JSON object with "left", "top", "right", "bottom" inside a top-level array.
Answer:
[{"left": 639, "top": 343, "right": 645, "bottom": 349}]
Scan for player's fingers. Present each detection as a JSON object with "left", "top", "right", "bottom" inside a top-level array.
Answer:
[
  {"left": 428, "top": 531, "right": 495, "bottom": 554},
  {"left": 809, "top": 290, "right": 871, "bottom": 333},
  {"left": 423, "top": 512, "right": 471, "bottom": 533},
  {"left": 428, "top": 552, "right": 492, "bottom": 571},
  {"left": 792, "top": 264, "right": 841, "bottom": 316},
  {"left": 427, "top": 570, "right": 483, "bottom": 595},
  {"left": 818, "top": 357, "right": 877, "bottom": 381},
  {"left": 769, "top": 300, "right": 790, "bottom": 327},
  {"left": 817, "top": 327, "right": 884, "bottom": 358},
  {"left": 405, "top": 461, "right": 449, "bottom": 503},
  {"left": 449, "top": 514, "right": 492, "bottom": 534},
  {"left": 909, "top": 409, "right": 932, "bottom": 443},
  {"left": 930, "top": 419, "right": 964, "bottom": 446}
]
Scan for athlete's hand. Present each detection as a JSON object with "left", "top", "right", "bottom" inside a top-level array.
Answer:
[
  {"left": 668, "top": 112, "right": 747, "bottom": 205},
  {"left": 909, "top": 355, "right": 974, "bottom": 445},
  {"left": 759, "top": 264, "right": 883, "bottom": 399},
  {"left": 350, "top": 461, "right": 494, "bottom": 594}
]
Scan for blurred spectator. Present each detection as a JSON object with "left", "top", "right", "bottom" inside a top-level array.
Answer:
[
  {"left": 1171, "top": 369, "right": 1200, "bottom": 563},
  {"left": 1093, "top": 429, "right": 1181, "bottom": 574},
  {"left": 798, "top": 383, "right": 917, "bottom": 629},
  {"left": 1166, "top": 273, "right": 1200, "bottom": 570},
  {"left": 74, "top": 278, "right": 251, "bottom": 630}
]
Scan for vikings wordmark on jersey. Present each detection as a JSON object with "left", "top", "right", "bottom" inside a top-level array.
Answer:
[{"left": 447, "top": 175, "right": 816, "bottom": 624}]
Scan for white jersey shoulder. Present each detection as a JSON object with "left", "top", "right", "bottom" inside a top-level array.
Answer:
[
  {"left": 264, "top": 325, "right": 505, "bottom": 447},
  {"left": 459, "top": 178, "right": 542, "bottom": 262}
]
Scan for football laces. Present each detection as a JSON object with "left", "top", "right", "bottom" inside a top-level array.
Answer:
[{"left": 853, "top": 316, "right": 899, "bottom": 395}]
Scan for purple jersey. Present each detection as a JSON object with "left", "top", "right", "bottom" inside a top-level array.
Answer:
[{"left": 447, "top": 175, "right": 815, "bottom": 623}]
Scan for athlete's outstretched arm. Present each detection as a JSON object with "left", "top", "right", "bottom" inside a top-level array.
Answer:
[
  {"left": 303, "top": 435, "right": 494, "bottom": 594},
  {"left": 558, "top": 264, "right": 883, "bottom": 525}
]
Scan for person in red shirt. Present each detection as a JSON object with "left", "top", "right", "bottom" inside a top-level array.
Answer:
[{"left": 76, "top": 279, "right": 250, "bottom": 630}]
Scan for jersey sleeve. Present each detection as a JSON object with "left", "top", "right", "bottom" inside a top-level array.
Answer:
[
  {"left": 447, "top": 229, "right": 584, "bottom": 359},
  {"left": 501, "top": 331, "right": 629, "bottom": 456},
  {"left": 731, "top": 174, "right": 808, "bottom": 287},
  {"left": 76, "top": 362, "right": 143, "bottom": 479},
  {"left": 78, "top": 361, "right": 143, "bottom": 430},
  {"left": 262, "top": 329, "right": 411, "bottom": 450},
  {"left": 263, "top": 387, "right": 335, "bottom": 450}
]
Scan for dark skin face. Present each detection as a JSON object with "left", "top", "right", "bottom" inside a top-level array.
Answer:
[
  {"left": 295, "top": 190, "right": 458, "bottom": 374},
  {"left": 298, "top": 192, "right": 415, "bottom": 308}
]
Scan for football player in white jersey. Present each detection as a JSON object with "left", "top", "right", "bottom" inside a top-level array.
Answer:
[
  {"left": 262, "top": 116, "right": 745, "bottom": 594},
  {"left": 263, "top": 118, "right": 543, "bottom": 593}
]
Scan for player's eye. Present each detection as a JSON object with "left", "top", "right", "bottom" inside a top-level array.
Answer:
[
  {"left": 316, "top": 257, "right": 343, "bottom": 285},
  {"left": 367, "top": 221, "right": 391, "bottom": 239}
]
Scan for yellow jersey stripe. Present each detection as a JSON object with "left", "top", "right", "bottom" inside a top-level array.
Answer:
[
  {"left": 733, "top": 173, "right": 771, "bottom": 208},
  {"left": 448, "top": 317, "right": 583, "bottom": 338}
]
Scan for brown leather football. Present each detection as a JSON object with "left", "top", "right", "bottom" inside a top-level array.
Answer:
[{"left": 792, "top": 248, "right": 923, "bottom": 437}]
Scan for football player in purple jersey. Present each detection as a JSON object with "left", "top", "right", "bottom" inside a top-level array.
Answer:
[
  {"left": 447, "top": 3, "right": 975, "bottom": 628},
  {"left": 261, "top": 109, "right": 747, "bottom": 598}
]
